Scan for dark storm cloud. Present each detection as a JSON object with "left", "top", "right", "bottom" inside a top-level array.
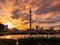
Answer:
[
  {"left": 38, "top": 16, "right": 60, "bottom": 24},
  {"left": 23, "top": 19, "right": 60, "bottom": 25},
  {"left": 0, "top": 0, "right": 5, "bottom": 3},
  {"left": 11, "top": 9, "right": 20, "bottom": 19},
  {"left": 11, "top": 14, "right": 20, "bottom": 19},
  {"left": 14, "top": 0, "right": 20, "bottom": 6},
  {"left": 36, "top": 20, "right": 58, "bottom": 24},
  {"left": 10, "top": 0, "right": 60, "bottom": 24},
  {"left": 46, "top": 16, "right": 60, "bottom": 22},
  {"left": 36, "top": 4, "right": 60, "bottom": 14},
  {"left": 36, "top": 0, "right": 60, "bottom": 15}
]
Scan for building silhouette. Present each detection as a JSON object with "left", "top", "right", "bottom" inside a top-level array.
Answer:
[
  {"left": 49, "top": 27, "right": 54, "bottom": 30},
  {"left": 4, "top": 25, "right": 8, "bottom": 31},
  {"left": 29, "top": 9, "right": 32, "bottom": 30},
  {"left": 41, "top": 27, "right": 44, "bottom": 31},
  {"left": 36, "top": 25, "right": 39, "bottom": 34}
]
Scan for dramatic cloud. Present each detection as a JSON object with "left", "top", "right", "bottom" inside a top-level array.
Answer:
[
  {"left": 0, "top": 0, "right": 60, "bottom": 30},
  {"left": 0, "top": 0, "right": 5, "bottom": 3},
  {"left": 11, "top": 9, "right": 20, "bottom": 19},
  {"left": 36, "top": 5, "right": 60, "bottom": 14}
]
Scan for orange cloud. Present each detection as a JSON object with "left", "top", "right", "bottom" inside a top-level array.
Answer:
[{"left": 0, "top": 0, "right": 60, "bottom": 30}]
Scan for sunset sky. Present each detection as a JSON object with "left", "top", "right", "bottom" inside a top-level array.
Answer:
[{"left": 0, "top": 0, "right": 60, "bottom": 30}]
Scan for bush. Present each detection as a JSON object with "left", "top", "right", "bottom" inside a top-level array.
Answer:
[{"left": 18, "top": 37, "right": 60, "bottom": 45}]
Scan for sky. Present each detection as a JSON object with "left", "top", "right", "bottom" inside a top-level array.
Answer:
[{"left": 0, "top": 0, "right": 60, "bottom": 30}]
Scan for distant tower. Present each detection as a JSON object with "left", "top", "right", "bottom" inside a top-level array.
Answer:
[
  {"left": 30, "top": 9, "right": 32, "bottom": 30},
  {"left": 36, "top": 25, "right": 39, "bottom": 31},
  {"left": 36, "top": 25, "right": 39, "bottom": 34},
  {"left": 41, "top": 27, "right": 44, "bottom": 31}
]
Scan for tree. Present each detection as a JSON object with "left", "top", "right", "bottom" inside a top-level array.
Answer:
[{"left": 0, "top": 23, "right": 5, "bottom": 32}]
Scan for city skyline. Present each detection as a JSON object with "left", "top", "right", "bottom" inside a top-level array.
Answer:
[{"left": 0, "top": 0, "right": 60, "bottom": 30}]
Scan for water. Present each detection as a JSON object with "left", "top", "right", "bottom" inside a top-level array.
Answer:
[
  {"left": 0, "top": 34, "right": 60, "bottom": 39},
  {"left": 0, "top": 34, "right": 60, "bottom": 45}
]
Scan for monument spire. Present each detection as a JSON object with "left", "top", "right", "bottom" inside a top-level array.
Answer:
[{"left": 30, "top": 9, "right": 32, "bottom": 30}]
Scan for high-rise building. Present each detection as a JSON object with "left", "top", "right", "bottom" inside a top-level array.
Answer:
[
  {"left": 41, "top": 27, "right": 44, "bottom": 31},
  {"left": 4, "top": 25, "right": 8, "bottom": 30},
  {"left": 4, "top": 25, "right": 9, "bottom": 32},
  {"left": 36, "top": 26, "right": 39, "bottom": 31},
  {"left": 36, "top": 25, "right": 39, "bottom": 34}
]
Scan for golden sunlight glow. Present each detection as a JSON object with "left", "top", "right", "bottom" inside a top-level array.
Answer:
[
  {"left": 6, "top": 35, "right": 11, "bottom": 39},
  {"left": 0, "top": 0, "right": 59, "bottom": 30},
  {"left": 5, "top": 23, "right": 14, "bottom": 29}
]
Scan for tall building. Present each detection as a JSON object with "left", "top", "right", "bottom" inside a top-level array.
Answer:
[
  {"left": 36, "top": 25, "right": 39, "bottom": 34},
  {"left": 4, "top": 25, "right": 8, "bottom": 30},
  {"left": 41, "top": 27, "right": 44, "bottom": 31},
  {"left": 36, "top": 26, "right": 39, "bottom": 31},
  {"left": 4, "top": 25, "right": 9, "bottom": 32}
]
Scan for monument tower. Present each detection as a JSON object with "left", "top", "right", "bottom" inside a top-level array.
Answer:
[{"left": 30, "top": 9, "right": 32, "bottom": 30}]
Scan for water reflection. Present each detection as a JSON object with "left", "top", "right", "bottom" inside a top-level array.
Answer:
[
  {"left": 0, "top": 34, "right": 60, "bottom": 39},
  {"left": 0, "top": 35, "right": 30, "bottom": 39},
  {"left": 6, "top": 35, "right": 11, "bottom": 39}
]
